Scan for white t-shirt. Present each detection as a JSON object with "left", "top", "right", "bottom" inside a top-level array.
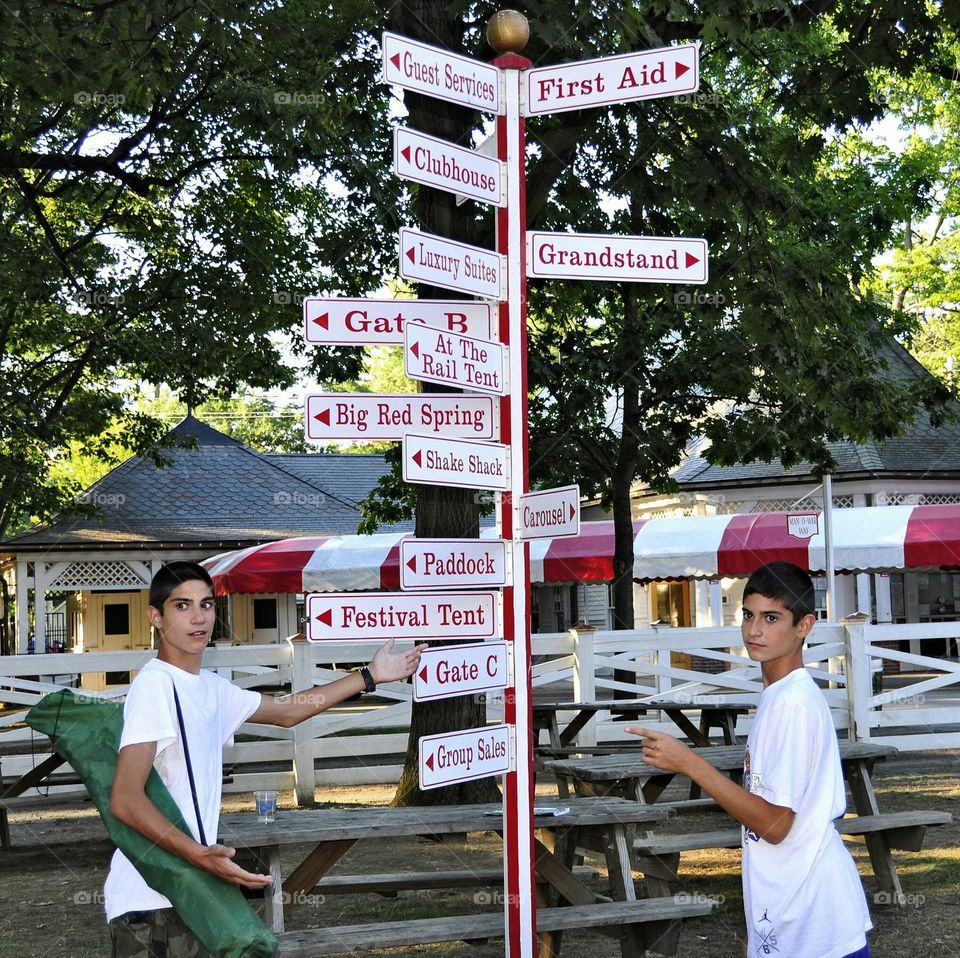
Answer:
[
  {"left": 103, "top": 658, "right": 261, "bottom": 921},
  {"left": 742, "top": 667, "right": 871, "bottom": 958}
]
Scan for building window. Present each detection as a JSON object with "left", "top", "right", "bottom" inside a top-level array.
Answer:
[
  {"left": 104, "top": 603, "right": 130, "bottom": 635},
  {"left": 531, "top": 590, "right": 540, "bottom": 634},
  {"left": 253, "top": 598, "right": 278, "bottom": 631}
]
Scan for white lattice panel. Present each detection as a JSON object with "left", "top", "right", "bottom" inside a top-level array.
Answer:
[{"left": 48, "top": 560, "right": 150, "bottom": 590}]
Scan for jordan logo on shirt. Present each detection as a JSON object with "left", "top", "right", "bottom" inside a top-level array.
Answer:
[{"left": 754, "top": 916, "right": 779, "bottom": 955}]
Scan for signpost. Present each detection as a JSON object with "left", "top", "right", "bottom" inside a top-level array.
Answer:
[
  {"left": 306, "top": 592, "right": 499, "bottom": 643},
  {"left": 305, "top": 393, "right": 498, "bottom": 443},
  {"left": 402, "top": 434, "right": 510, "bottom": 492},
  {"left": 394, "top": 127, "right": 505, "bottom": 207},
  {"left": 399, "top": 227, "right": 506, "bottom": 300},
  {"left": 528, "top": 230, "right": 709, "bottom": 284},
  {"left": 303, "top": 297, "right": 494, "bottom": 345},
  {"left": 519, "top": 485, "right": 581, "bottom": 540},
  {"left": 418, "top": 723, "right": 513, "bottom": 790},
  {"left": 404, "top": 320, "right": 507, "bottom": 395},
  {"left": 413, "top": 641, "right": 511, "bottom": 701},
  {"left": 400, "top": 538, "right": 510, "bottom": 591},
  {"left": 295, "top": 20, "right": 722, "bottom": 958},
  {"left": 525, "top": 42, "right": 699, "bottom": 115}
]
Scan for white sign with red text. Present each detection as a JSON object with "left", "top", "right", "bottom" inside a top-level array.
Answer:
[
  {"left": 382, "top": 31, "right": 502, "bottom": 114},
  {"left": 519, "top": 485, "right": 581, "bottom": 540},
  {"left": 306, "top": 394, "right": 498, "bottom": 442},
  {"left": 303, "top": 297, "right": 494, "bottom": 345},
  {"left": 528, "top": 231, "right": 708, "bottom": 285},
  {"left": 525, "top": 43, "right": 699, "bottom": 116},
  {"left": 414, "top": 641, "right": 511, "bottom": 702},
  {"left": 307, "top": 592, "right": 499, "bottom": 643},
  {"left": 400, "top": 538, "right": 510, "bottom": 591},
  {"left": 404, "top": 321, "right": 506, "bottom": 395},
  {"left": 394, "top": 127, "right": 505, "bottom": 207},
  {"left": 419, "top": 723, "right": 513, "bottom": 789},
  {"left": 403, "top": 434, "right": 510, "bottom": 492},
  {"left": 400, "top": 227, "right": 505, "bottom": 300},
  {"left": 787, "top": 513, "right": 820, "bottom": 540}
]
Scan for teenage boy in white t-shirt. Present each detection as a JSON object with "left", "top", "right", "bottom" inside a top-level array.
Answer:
[
  {"left": 106, "top": 561, "right": 426, "bottom": 957},
  {"left": 627, "top": 561, "right": 871, "bottom": 958}
]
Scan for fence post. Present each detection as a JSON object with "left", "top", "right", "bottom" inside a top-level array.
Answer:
[
  {"left": 652, "top": 621, "right": 670, "bottom": 697},
  {"left": 571, "top": 622, "right": 597, "bottom": 746},
  {"left": 842, "top": 613, "right": 872, "bottom": 743},
  {"left": 287, "top": 634, "right": 316, "bottom": 807}
]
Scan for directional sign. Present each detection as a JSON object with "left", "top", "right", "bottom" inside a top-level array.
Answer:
[
  {"left": 303, "top": 297, "right": 494, "bottom": 346},
  {"left": 405, "top": 321, "right": 506, "bottom": 395},
  {"left": 307, "top": 592, "right": 499, "bottom": 642},
  {"left": 419, "top": 723, "right": 512, "bottom": 790},
  {"left": 519, "top": 485, "right": 581, "bottom": 540},
  {"left": 401, "top": 538, "right": 510, "bottom": 591},
  {"left": 306, "top": 394, "right": 498, "bottom": 443},
  {"left": 394, "top": 127, "right": 505, "bottom": 207},
  {"left": 525, "top": 43, "right": 699, "bottom": 116},
  {"left": 528, "top": 231, "right": 708, "bottom": 285},
  {"left": 403, "top": 434, "right": 509, "bottom": 492},
  {"left": 414, "top": 641, "right": 511, "bottom": 702},
  {"left": 399, "top": 227, "right": 505, "bottom": 300},
  {"left": 382, "top": 31, "right": 502, "bottom": 114}
]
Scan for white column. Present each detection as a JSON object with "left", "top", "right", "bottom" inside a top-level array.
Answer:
[
  {"left": 694, "top": 580, "right": 712, "bottom": 626},
  {"left": 34, "top": 563, "right": 48, "bottom": 651},
  {"left": 855, "top": 573, "right": 873, "bottom": 620},
  {"left": 15, "top": 560, "right": 30, "bottom": 654},
  {"left": 833, "top": 574, "right": 858, "bottom": 620},
  {"left": 709, "top": 580, "right": 723, "bottom": 626},
  {"left": 874, "top": 574, "right": 893, "bottom": 623}
]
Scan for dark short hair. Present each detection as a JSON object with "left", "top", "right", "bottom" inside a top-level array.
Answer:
[
  {"left": 149, "top": 561, "right": 215, "bottom": 610},
  {"left": 743, "top": 561, "right": 815, "bottom": 624}
]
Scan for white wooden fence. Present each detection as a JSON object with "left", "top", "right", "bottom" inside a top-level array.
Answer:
[{"left": 1, "top": 621, "right": 957, "bottom": 801}]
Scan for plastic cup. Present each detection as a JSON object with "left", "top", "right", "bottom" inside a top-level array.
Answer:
[{"left": 254, "top": 790, "right": 278, "bottom": 823}]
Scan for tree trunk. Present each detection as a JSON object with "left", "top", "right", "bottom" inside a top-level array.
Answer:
[
  {"left": 390, "top": 1, "right": 500, "bottom": 805},
  {"left": 611, "top": 277, "right": 643, "bottom": 699}
]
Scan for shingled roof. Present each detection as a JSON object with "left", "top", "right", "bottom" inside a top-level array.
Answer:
[
  {"left": 666, "top": 340, "right": 960, "bottom": 490},
  {"left": 3, "top": 417, "right": 410, "bottom": 552}
]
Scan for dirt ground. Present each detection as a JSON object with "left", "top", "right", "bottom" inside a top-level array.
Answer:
[{"left": 2, "top": 751, "right": 959, "bottom": 958}]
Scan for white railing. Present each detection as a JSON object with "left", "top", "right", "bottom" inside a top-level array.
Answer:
[{"left": 1, "top": 621, "right": 957, "bottom": 800}]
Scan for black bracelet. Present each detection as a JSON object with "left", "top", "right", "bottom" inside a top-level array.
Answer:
[{"left": 359, "top": 665, "right": 377, "bottom": 693}]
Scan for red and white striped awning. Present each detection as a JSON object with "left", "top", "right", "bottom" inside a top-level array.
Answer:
[{"left": 202, "top": 504, "right": 960, "bottom": 595}]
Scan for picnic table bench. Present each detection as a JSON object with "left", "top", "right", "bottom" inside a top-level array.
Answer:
[
  {"left": 546, "top": 741, "right": 951, "bottom": 913},
  {"left": 220, "top": 796, "right": 717, "bottom": 958}
]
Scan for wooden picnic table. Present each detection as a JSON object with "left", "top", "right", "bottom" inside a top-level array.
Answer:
[
  {"left": 219, "top": 796, "right": 716, "bottom": 958},
  {"left": 546, "top": 740, "right": 951, "bottom": 918}
]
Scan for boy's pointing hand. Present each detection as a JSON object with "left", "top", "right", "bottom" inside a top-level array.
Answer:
[
  {"left": 624, "top": 726, "right": 694, "bottom": 773},
  {"left": 369, "top": 639, "right": 430, "bottom": 684}
]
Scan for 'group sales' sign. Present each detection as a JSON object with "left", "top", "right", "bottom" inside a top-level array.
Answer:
[{"left": 419, "top": 724, "right": 513, "bottom": 790}]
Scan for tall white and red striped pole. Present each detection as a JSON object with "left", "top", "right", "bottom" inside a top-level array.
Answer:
[{"left": 489, "top": 11, "right": 536, "bottom": 958}]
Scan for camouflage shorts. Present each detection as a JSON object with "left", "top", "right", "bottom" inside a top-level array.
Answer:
[{"left": 109, "top": 910, "right": 211, "bottom": 958}]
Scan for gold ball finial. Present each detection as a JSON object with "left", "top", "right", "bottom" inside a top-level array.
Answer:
[{"left": 487, "top": 10, "right": 530, "bottom": 54}]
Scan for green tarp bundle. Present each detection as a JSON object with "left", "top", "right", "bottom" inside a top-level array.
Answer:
[{"left": 27, "top": 689, "right": 278, "bottom": 958}]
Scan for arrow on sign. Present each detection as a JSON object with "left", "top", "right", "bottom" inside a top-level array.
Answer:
[
  {"left": 313, "top": 408, "right": 331, "bottom": 426},
  {"left": 313, "top": 313, "right": 329, "bottom": 330},
  {"left": 425, "top": 752, "right": 435, "bottom": 771},
  {"left": 675, "top": 61, "right": 690, "bottom": 78},
  {"left": 389, "top": 52, "right": 401, "bottom": 70},
  {"left": 410, "top": 341, "right": 420, "bottom": 359},
  {"left": 412, "top": 449, "right": 423, "bottom": 468},
  {"left": 418, "top": 664, "right": 428, "bottom": 682},
  {"left": 315, "top": 608, "right": 332, "bottom": 627},
  {"left": 407, "top": 556, "right": 418, "bottom": 573},
  {"left": 405, "top": 245, "right": 416, "bottom": 264},
  {"left": 685, "top": 252, "right": 699, "bottom": 268}
]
